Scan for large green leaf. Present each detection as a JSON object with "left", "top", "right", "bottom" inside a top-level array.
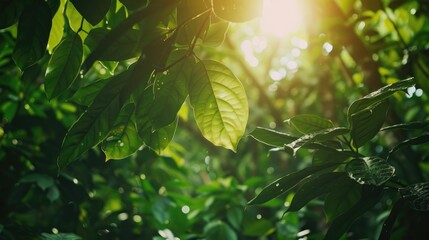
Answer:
[
  {"left": 102, "top": 104, "right": 142, "bottom": 160},
  {"left": 212, "top": 0, "right": 263, "bottom": 23},
  {"left": 149, "top": 52, "right": 195, "bottom": 129},
  {"left": 324, "top": 186, "right": 383, "bottom": 240},
  {"left": 188, "top": 60, "right": 248, "bottom": 151},
  {"left": 44, "top": 32, "right": 83, "bottom": 99},
  {"left": 70, "top": 0, "right": 110, "bottom": 25},
  {"left": 287, "top": 114, "right": 334, "bottom": 135},
  {"left": 388, "top": 133, "right": 429, "bottom": 160},
  {"left": 346, "top": 157, "right": 395, "bottom": 186},
  {"left": 70, "top": 78, "right": 110, "bottom": 106},
  {"left": 347, "top": 78, "right": 414, "bottom": 119},
  {"left": 288, "top": 172, "right": 352, "bottom": 212},
  {"left": 248, "top": 163, "right": 340, "bottom": 205},
  {"left": 285, "top": 127, "right": 349, "bottom": 155},
  {"left": 350, "top": 100, "right": 389, "bottom": 148},
  {"left": 12, "top": 0, "right": 52, "bottom": 70},
  {"left": 204, "top": 220, "right": 237, "bottom": 240},
  {"left": 400, "top": 182, "right": 429, "bottom": 211},
  {"left": 57, "top": 72, "right": 129, "bottom": 170},
  {"left": 249, "top": 127, "right": 297, "bottom": 147}
]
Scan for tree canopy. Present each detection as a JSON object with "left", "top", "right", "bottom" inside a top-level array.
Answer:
[{"left": 1, "top": 0, "right": 429, "bottom": 239}]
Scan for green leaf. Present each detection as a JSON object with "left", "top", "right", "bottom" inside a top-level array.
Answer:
[
  {"left": 85, "top": 28, "right": 141, "bottom": 61},
  {"left": 177, "top": 0, "right": 210, "bottom": 45},
  {"left": 70, "top": 0, "right": 110, "bottom": 25},
  {"left": 288, "top": 172, "right": 351, "bottom": 212},
  {"left": 119, "top": 0, "right": 149, "bottom": 10},
  {"left": 285, "top": 127, "right": 349, "bottom": 155},
  {"left": 350, "top": 100, "right": 389, "bottom": 148},
  {"left": 204, "top": 220, "right": 237, "bottom": 240},
  {"left": 249, "top": 127, "right": 297, "bottom": 147},
  {"left": 202, "top": 20, "right": 229, "bottom": 47},
  {"left": 47, "top": 0, "right": 65, "bottom": 53},
  {"left": 381, "top": 120, "right": 429, "bottom": 131},
  {"left": 312, "top": 148, "right": 355, "bottom": 165},
  {"left": 149, "top": 52, "right": 194, "bottom": 129},
  {"left": 44, "top": 32, "right": 83, "bottom": 99},
  {"left": 248, "top": 163, "right": 340, "bottom": 205},
  {"left": 227, "top": 207, "right": 243, "bottom": 230},
  {"left": 250, "top": 127, "right": 297, "bottom": 147},
  {"left": 102, "top": 104, "right": 142, "bottom": 160},
  {"left": 243, "top": 219, "right": 274, "bottom": 237},
  {"left": 12, "top": 0, "right": 52, "bottom": 70},
  {"left": 287, "top": 114, "right": 334, "bottom": 135},
  {"left": 324, "top": 181, "right": 361, "bottom": 220},
  {"left": 346, "top": 157, "right": 395, "bottom": 186},
  {"left": 400, "top": 182, "right": 429, "bottom": 211},
  {"left": 143, "top": 118, "right": 178, "bottom": 154},
  {"left": 57, "top": 72, "right": 129, "bottom": 170},
  {"left": 188, "top": 60, "right": 248, "bottom": 151},
  {"left": 0, "top": 0, "right": 26, "bottom": 29},
  {"left": 70, "top": 78, "right": 110, "bottom": 106},
  {"left": 212, "top": 0, "right": 263, "bottom": 23},
  {"left": 324, "top": 186, "right": 383, "bottom": 240},
  {"left": 388, "top": 133, "right": 429, "bottom": 160},
  {"left": 40, "top": 233, "right": 82, "bottom": 240},
  {"left": 19, "top": 173, "right": 55, "bottom": 191},
  {"left": 347, "top": 78, "right": 414, "bottom": 119}
]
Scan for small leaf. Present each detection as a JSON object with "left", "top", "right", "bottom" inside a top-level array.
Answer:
[
  {"left": 149, "top": 51, "right": 194, "bottom": 129},
  {"left": 288, "top": 172, "right": 351, "bottom": 212},
  {"left": 285, "top": 127, "right": 349, "bottom": 155},
  {"left": 212, "top": 0, "right": 263, "bottom": 23},
  {"left": 324, "top": 186, "right": 383, "bottom": 240},
  {"left": 44, "top": 32, "right": 83, "bottom": 99},
  {"left": 350, "top": 100, "right": 389, "bottom": 148},
  {"left": 204, "top": 220, "right": 237, "bottom": 240},
  {"left": 19, "top": 173, "right": 55, "bottom": 191},
  {"left": 347, "top": 78, "right": 414, "bottom": 119},
  {"left": 400, "top": 182, "right": 429, "bottom": 211},
  {"left": 70, "top": 0, "right": 110, "bottom": 25},
  {"left": 249, "top": 163, "right": 340, "bottom": 205},
  {"left": 202, "top": 21, "right": 229, "bottom": 47},
  {"left": 388, "top": 133, "right": 429, "bottom": 160},
  {"left": 12, "top": 0, "right": 52, "bottom": 70},
  {"left": 381, "top": 120, "right": 429, "bottom": 131},
  {"left": 143, "top": 118, "right": 178, "bottom": 154},
  {"left": 346, "top": 157, "right": 395, "bottom": 186},
  {"left": 249, "top": 127, "right": 297, "bottom": 147},
  {"left": 102, "top": 104, "right": 142, "bottom": 160},
  {"left": 287, "top": 114, "right": 334, "bottom": 135},
  {"left": 188, "top": 60, "right": 248, "bottom": 151},
  {"left": 227, "top": 207, "right": 243, "bottom": 230}
]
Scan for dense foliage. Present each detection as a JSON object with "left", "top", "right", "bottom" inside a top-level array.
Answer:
[{"left": 1, "top": 0, "right": 429, "bottom": 239}]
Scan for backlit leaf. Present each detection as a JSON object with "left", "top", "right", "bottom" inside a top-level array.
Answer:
[
  {"left": 400, "top": 182, "right": 429, "bottom": 211},
  {"left": 287, "top": 114, "right": 334, "bottom": 135},
  {"left": 12, "top": 0, "right": 52, "bottom": 70},
  {"left": 177, "top": 0, "right": 210, "bottom": 45},
  {"left": 212, "top": 0, "right": 263, "bottom": 23},
  {"left": 47, "top": 0, "right": 65, "bottom": 53},
  {"left": 346, "top": 157, "right": 395, "bottom": 186},
  {"left": 143, "top": 118, "right": 178, "bottom": 154},
  {"left": 102, "top": 104, "right": 142, "bottom": 160},
  {"left": 44, "top": 32, "right": 83, "bottom": 99},
  {"left": 188, "top": 60, "right": 248, "bottom": 151}
]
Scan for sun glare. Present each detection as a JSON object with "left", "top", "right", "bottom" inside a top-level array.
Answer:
[{"left": 260, "top": 0, "right": 304, "bottom": 38}]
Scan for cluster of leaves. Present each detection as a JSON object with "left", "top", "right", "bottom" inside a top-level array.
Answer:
[{"left": 250, "top": 78, "right": 429, "bottom": 239}]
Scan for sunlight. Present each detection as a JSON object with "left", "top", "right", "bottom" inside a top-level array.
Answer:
[{"left": 259, "top": 0, "right": 305, "bottom": 38}]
